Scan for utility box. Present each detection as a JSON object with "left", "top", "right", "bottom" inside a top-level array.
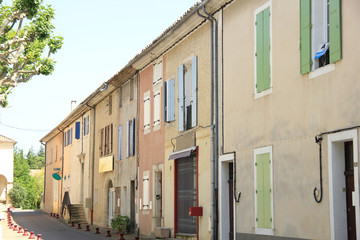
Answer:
[{"left": 189, "top": 207, "right": 203, "bottom": 216}]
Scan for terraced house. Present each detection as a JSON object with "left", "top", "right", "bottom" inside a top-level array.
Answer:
[{"left": 41, "top": 0, "right": 360, "bottom": 240}]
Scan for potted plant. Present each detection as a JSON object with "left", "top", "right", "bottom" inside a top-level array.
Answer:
[{"left": 111, "top": 215, "right": 130, "bottom": 240}]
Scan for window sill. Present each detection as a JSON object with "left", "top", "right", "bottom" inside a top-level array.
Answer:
[
  {"left": 254, "top": 88, "right": 272, "bottom": 99},
  {"left": 255, "top": 228, "right": 274, "bottom": 236},
  {"left": 309, "top": 64, "right": 335, "bottom": 79}
]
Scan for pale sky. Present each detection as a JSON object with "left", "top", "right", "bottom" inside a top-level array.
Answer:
[{"left": 0, "top": 0, "right": 199, "bottom": 153}]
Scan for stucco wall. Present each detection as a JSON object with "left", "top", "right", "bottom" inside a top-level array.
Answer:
[{"left": 222, "top": 0, "right": 360, "bottom": 239}]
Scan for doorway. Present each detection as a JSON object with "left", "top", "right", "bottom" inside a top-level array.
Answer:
[
  {"left": 108, "top": 181, "right": 115, "bottom": 227},
  {"left": 328, "top": 130, "right": 359, "bottom": 240},
  {"left": 154, "top": 168, "right": 163, "bottom": 229}
]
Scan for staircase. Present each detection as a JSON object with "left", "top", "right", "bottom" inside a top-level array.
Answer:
[{"left": 69, "top": 204, "right": 87, "bottom": 225}]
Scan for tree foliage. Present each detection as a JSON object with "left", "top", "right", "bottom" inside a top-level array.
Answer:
[
  {"left": 10, "top": 147, "right": 45, "bottom": 209},
  {"left": 0, "top": 0, "right": 63, "bottom": 107}
]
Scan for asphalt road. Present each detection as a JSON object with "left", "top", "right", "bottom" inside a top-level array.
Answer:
[{"left": 11, "top": 210, "right": 110, "bottom": 240}]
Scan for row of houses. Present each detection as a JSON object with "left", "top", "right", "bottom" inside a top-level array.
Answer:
[{"left": 40, "top": 0, "right": 360, "bottom": 239}]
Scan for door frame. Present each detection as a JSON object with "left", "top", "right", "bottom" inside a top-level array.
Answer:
[{"left": 328, "top": 129, "right": 359, "bottom": 240}]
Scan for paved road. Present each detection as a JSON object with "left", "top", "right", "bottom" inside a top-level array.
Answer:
[{"left": 11, "top": 210, "right": 110, "bottom": 240}]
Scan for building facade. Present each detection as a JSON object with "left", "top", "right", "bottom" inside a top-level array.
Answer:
[{"left": 0, "top": 135, "right": 16, "bottom": 203}]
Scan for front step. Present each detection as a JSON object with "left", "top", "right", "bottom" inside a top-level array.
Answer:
[{"left": 70, "top": 204, "right": 87, "bottom": 225}]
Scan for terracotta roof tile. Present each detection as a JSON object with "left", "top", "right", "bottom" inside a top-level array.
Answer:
[{"left": 0, "top": 134, "right": 16, "bottom": 143}]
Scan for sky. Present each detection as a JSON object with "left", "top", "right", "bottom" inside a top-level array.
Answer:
[{"left": 0, "top": 0, "right": 199, "bottom": 153}]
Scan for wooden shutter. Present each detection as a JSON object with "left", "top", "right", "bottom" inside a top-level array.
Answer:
[
  {"left": 144, "top": 91, "right": 151, "bottom": 131},
  {"left": 153, "top": 90, "right": 161, "bottom": 126},
  {"left": 329, "top": 0, "right": 342, "bottom": 63},
  {"left": 256, "top": 7, "right": 271, "bottom": 92},
  {"left": 191, "top": 56, "right": 197, "bottom": 128},
  {"left": 256, "top": 152, "right": 272, "bottom": 229},
  {"left": 118, "top": 125, "right": 122, "bottom": 160},
  {"left": 75, "top": 122, "right": 80, "bottom": 139},
  {"left": 300, "top": 0, "right": 312, "bottom": 74},
  {"left": 142, "top": 171, "right": 150, "bottom": 209},
  {"left": 168, "top": 79, "right": 175, "bottom": 122},
  {"left": 127, "top": 121, "right": 130, "bottom": 157},
  {"left": 110, "top": 123, "right": 113, "bottom": 154},
  {"left": 163, "top": 81, "right": 168, "bottom": 122},
  {"left": 100, "top": 128, "right": 104, "bottom": 156},
  {"left": 177, "top": 64, "right": 185, "bottom": 132},
  {"left": 132, "top": 117, "right": 136, "bottom": 156}
]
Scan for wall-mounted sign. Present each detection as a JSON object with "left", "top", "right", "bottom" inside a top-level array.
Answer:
[
  {"left": 52, "top": 173, "right": 61, "bottom": 181},
  {"left": 53, "top": 168, "right": 61, "bottom": 171}
]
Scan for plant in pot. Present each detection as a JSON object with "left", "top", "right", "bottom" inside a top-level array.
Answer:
[{"left": 111, "top": 215, "right": 130, "bottom": 240}]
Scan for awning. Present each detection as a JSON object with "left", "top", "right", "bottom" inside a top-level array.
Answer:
[{"left": 168, "top": 146, "right": 196, "bottom": 160}]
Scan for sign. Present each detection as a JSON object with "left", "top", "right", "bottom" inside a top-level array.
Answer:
[
  {"left": 52, "top": 173, "right": 61, "bottom": 181},
  {"left": 53, "top": 168, "right": 61, "bottom": 171}
]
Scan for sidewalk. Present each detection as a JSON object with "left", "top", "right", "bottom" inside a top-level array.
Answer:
[{"left": 0, "top": 204, "right": 155, "bottom": 240}]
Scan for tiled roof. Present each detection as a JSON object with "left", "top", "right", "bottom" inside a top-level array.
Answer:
[{"left": 0, "top": 134, "right": 16, "bottom": 143}]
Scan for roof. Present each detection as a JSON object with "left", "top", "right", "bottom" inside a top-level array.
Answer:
[{"left": 0, "top": 134, "right": 16, "bottom": 144}]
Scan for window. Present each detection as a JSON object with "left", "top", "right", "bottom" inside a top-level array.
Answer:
[
  {"left": 118, "top": 87, "right": 123, "bottom": 108},
  {"left": 84, "top": 115, "right": 89, "bottom": 136},
  {"left": 127, "top": 118, "right": 136, "bottom": 157},
  {"left": 75, "top": 121, "right": 81, "bottom": 139},
  {"left": 118, "top": 125, "right": 122, "bottom": 160},
  {"left": 108, "top": 95, "right": 112, "bottom": 115},
  {"left": 153, "top": 89, "right": 161, "bottom": 128},
  {"left": 100, "top": 124, "right": 113, "bottom": 157},
  {"left": 142, "top": 171, "right": 150, "bottom": 210},
  {"left": 177, "top": 56, "right": 197, "bottom": 132},
  {"left": 130, "top": 78, "right": 134, "bottom": 101},
  {"left": 64, "top": 128, "right": 73, "bottom": 147},
  {"left": 255, "top": 4, "right": 271, "bottom": 96},
  {"left": 254, "top": 146, "right": 273, "bottom": 235},
  {"left": 153, "top": 61, "right": 163, "bottom": 86},
  {"left": 143, "top": 91, "right": 151, "bottom": 133},
  {"left": 300, "top": 0, "right": 342, "bottom": 74},
  {"left": 164, "top": 79, "right": 175, "bottom": 122}
]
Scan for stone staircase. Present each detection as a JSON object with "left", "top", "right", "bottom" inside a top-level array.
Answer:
[{"left": 69, "top": 204, "right": 87, "bottom": 225}]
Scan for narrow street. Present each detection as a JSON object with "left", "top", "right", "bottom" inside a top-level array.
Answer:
[{"left": 0, "top": 205, "right": 141, "bottom": 240}]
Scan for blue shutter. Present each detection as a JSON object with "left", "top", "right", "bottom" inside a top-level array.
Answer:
[
  {"left": 168, "top": 79, "right": 175, "bottom": 122},
  {"left": 118, "top": 125, "right": 122, "bottom": 160},
  {"left": 177, "top": 65, "right": 185, "bottom": 131},
  {"left": 132, "top": 117, "right": 136, "bottom": 156},
  {"left": 127, "top": 120, "right": 130, "bottom": 157},
  {"left": 163, "top": 81, "right": 168, "bottom": 122},
  {"left": 75, "top": 121, "right": 80, "bottom": 139},
  {"left": 191, "top": 56, "right": 197, "bottom": 128}
]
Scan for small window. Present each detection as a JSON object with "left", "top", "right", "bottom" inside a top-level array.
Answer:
[
  {"left": 109, "top": 95, "right": 112, "bottom": 115},
  {"left": 130, "top": 78, "right": 134, "bottom": 101},
  {"left": 84, "top": 115, "right": 90, "bottom": 136},
  {"left": 75, "top": 121, "right": 81, "bottom": 139},
  {"left": 143, "top": 91, "right": 151, "bottom": 133},
  {"left": 153, "top": 89, "right": 161, "bottom": 128},
  {"left": 118, "top": 87, "right": 123, "bottom": 108},
  {"left": 164, "top": 79, "right": 175, "bottom": 122},
  {"left": 100, "top": 124, "right": 113, "bottom": 157},
  {"left": 153, "top": 61, "right": 163, "bottom": 86},
  {"left": 142, "top": 171, "right": 150, "bottom": 210}
]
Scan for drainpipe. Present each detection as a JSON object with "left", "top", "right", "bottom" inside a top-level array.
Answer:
[
  {"left": 57, "top": 127, "right": 65, "bottom": 212},
  {"left": 197, "top": 5, "right": 217, "bottom": 240},
  {"left": 86, "top": 103, "right": 96, "bottom": 225},
  {"left": 41, "top": 141, "right": 46, "bottom": 209}
]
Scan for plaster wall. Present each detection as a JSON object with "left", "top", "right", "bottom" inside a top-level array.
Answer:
[{"left": 222, "top": 0, "right": 360, "bottom": 239}]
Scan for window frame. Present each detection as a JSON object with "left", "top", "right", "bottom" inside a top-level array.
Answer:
[{"left": 254, "top": 2, "right": 272, "bottom": 99}]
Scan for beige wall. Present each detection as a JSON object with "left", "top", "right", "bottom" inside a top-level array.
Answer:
[
  {"left": 93, "top": 76, "right": 138, "bottom": 227},
  {"left": 222, "top": 0, "right": 360, "bottom": 239},
  {"left": 163, "top": 21, "right": 212, "bottom": 239}
]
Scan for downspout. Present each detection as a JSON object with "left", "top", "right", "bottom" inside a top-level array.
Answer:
[
  {"left": 197, "top": 6, "right": 216, "bottom": 240},
  {"left": 41, "top": 141, "right": 46, "bottom": 209},
  {"left": 204, "top": 6, "right": 219, "bottom": 240},
  {"left": 57, "top": 127, "right": 65, "bottom": 212},
  {"left": 86, "top": 103, "right": 96, "bottom": 225}
]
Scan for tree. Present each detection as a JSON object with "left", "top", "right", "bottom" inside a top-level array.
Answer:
[
  {"left": 8, "top": 182, "right": 27, "bottom": 208},
  {"left": 27, "top": 146, "right": 45, "bottom": 169},
  {"left": 0, "top": 0, "right": 63, "bottom": 107}
]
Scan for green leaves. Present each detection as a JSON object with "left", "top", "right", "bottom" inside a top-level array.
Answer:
[{"left": 0, "top": 0, "right": 63, "bottom": 107}]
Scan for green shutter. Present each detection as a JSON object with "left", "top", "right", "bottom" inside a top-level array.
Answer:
[
  {"left": 300, "top": 0, "right": 312, "bottom": 74},
  {"left": 256, "top": 7, "right": 270, "bottom": 93},
  {"left": 329, "top": 0, "right": 342, "bottom": 63},
  {"left": 256, "top": 152, "right": 272, "bottom": 229}
]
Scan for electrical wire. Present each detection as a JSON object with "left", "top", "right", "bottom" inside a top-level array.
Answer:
[{"left": 0, "top": 122, "right": 50, "bottom": 132}]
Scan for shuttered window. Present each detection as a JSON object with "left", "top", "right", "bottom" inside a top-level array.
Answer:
[
  {"left": 143, "top": 91, "right": 151, "bottom": 132},
  {"left": 100, "top": 124, "right": 113, "bottom": 157},
  {"left": 126, "top": 118, "right": 136, "bottom": 157},
  {"left": 132, "top": 117, "right": 136, "bottom": 156},
  {"left": 75, "top": 121, "right": 81, "bottom": 139},
  {"left": 256, "top": 7, "right": 271, "bottom": 94},
  {"left": 254, "top": 147, "right": 273, "bottom": 235},
  {"left": 118, "top": 125, "right": 122, "bottom": 160},
  {"left": 127, "top": 120, "right": 130, "bottom": 157},
  {"left": 153, "top": 61, "right": 163, "bottom": 86},
  {"left": 300, "top": 0, "right": 342, "bottom": 74},
  {"left": 177, "top": 56, "right": 198, "bottom": 131},
  {"left": 84, "top": 115, "right": 89, "bottom": 135},
  {"left": 153, "top": 89, "right": 161, "bottom": 127},
  {"left": 142, "top": 171, "right": 150, "bottom": 210},
  {"left": 164, "top": 79, "right": 175, "bottom": 122},
  {"left": 300, "top": 0, "right": 312, "bottom": 74}
]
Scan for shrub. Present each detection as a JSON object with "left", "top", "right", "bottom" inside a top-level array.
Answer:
[
  {"left": 111, "top": 215, "right": 130, "bottom": 234},
  {"left": 8, "top": 183, "right": 27, "bottom": 208}
]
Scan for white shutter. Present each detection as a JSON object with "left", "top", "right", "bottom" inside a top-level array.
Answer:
[
  {"left": 153, "top": 90, "right": 161, "bottom": 127},
  {"left": 153, "top": 61, "right": 163, "bottom": 86},
  {"left": 142, "top": 171, "right": 150, "bottom": 210},
  {"left": 144, "top": 91, "right": 151, "bottom": 132}
]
